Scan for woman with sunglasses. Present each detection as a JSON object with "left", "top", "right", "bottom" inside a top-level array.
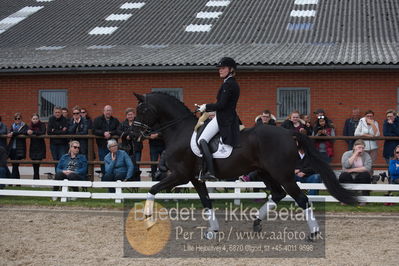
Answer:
[
  {"left": 53, "top": 140, "right": 87, "bottom": 199},
  {"left": 7, "top": 113, "right": 28, "bottom": 179},
  {"left": 27, "top": 114, "right": 46, "bottom": 180},
  {"left": 388, "top": 145, "right": 399, "bottom": 185},
  {"left": 313, "top": 116, "right": 335, "bottom": 163}
]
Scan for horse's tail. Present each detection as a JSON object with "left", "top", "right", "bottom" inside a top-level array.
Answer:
[{"left": 293, "top": 132, "right": 357, "bottom": 205}]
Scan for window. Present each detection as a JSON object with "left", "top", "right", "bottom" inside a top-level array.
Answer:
[
  {"left": 38, "top": 90, "right": 68, "bottom": 120},
  {"left": 151, "top": 88, "right": 183, "bottom": 101},
  {"left": 277, "top": 87, "right": 310, "bottom": 120}
]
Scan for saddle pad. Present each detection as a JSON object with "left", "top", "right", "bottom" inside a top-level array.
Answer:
[{"left": 190, "top": 131, "right": 233, "bottom": 159}]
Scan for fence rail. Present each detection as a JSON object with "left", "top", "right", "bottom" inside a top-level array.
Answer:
[{"left": 1, "top": 179, "right": 398, "bottom": 204}]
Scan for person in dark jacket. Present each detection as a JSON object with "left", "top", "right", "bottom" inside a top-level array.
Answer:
[
  {"left": 197, "top": 57, "right": 240, "bottom": 181},
  {"left": 383, "top": 109, "right": 399, "bottom": 164},
  {"left": 93, "top": 105, "right": 121, "bottom": 174},
  {"left": 343, "top": 107, "right": 361, "bottom": 150},
  {"left": 295, "top": 148, "right": 321, "bottom": 195},
  {"left": 254, "top": 110, "right": 276, "bottom": 126},
  {"left": 0, "top": 116, "right": 7, "bottom": 148},
  {"left": 47, "top": 106, "right": 69, "bottom": 161},
  {"left": 7, "top": 113, "right": 28, "bottom": 179},
  {"left": 119, "top": 108, "right": 143, "bottom": 180},
  {"left": 68, "top": 106, "right": 89, "bottom": 157},
  {"left": 27, "top": 114, "right": 46, "bottom": 179},
  {"left": 0, "top": 145, "right": 11, "bottom": 185},
  {"left": 80, "top": 107, "right": 93, "bottom": 130}
]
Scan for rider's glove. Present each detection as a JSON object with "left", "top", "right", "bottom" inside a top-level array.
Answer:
[{"left": 199, "top": 104, "right": 207, "bottom": 112}]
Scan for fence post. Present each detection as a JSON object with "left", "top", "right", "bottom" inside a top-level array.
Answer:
[
  {"left": 115, "top": 180, "right": 122, "bottom": 204},
  {"left": 61, "top": 179, "right": 68, "bottom": 202},
  {"left": 87, "top": 130, "right": 94, "bottom": 181},
  {"left": 234, "top": 180, "right": 241, "bottom": 206}
]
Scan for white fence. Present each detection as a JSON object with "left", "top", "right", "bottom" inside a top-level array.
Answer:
[{"left": 1, "top": 179, "right": 399, "bottom": 204}]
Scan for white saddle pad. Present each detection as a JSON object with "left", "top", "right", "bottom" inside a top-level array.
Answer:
[{"left": 190, "top": 131, "right": 233, "bottom": 159}]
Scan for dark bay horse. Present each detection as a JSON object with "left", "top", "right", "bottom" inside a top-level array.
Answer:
[{"left": 132, "top": 92, "right": 356, "bottom": 239}]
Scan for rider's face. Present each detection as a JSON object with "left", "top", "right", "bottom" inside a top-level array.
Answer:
[{"left": 218, "top": 66, "right": 230, "bottom": 79}]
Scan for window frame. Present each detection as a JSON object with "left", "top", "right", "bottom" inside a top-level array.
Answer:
[
  {"left": 38, "top": 89, "right": 68, "bottom": 121},
  {"left": 276, "top": 87, "right": 310, "bottom": 121}
]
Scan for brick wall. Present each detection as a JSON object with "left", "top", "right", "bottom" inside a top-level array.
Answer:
[{"left": 0, "top": 69, "right": 398, "bottom": 165}]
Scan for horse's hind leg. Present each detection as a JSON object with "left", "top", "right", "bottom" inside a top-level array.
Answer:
[
  {"left": 281, "top": 180, "right": 320, "bottom": 240},
  {"left": 253, "top": 177, "right": 287, "bottom": 232},
  {"left": 191, "top": 178, "right": 219, "bottom": 235}
]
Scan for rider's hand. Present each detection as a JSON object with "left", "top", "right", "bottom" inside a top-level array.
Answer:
[{"left": 199, "top": 104, "right": 207, "bottom": 112}]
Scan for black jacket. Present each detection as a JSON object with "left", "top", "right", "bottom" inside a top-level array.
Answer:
[
  {"left": 119, "top": 119, "right": 143, "bottom": 156},
  {"left": 0, "top": 122, "right": 7, "bottom": 148},
  {"left": 47, "top": 115, "right": 69, "bottom": 145},
  {"left": 295, "top": 153, "right": 316, "bottom": 177},
  {"left": 93, "top": 115, "right": 121, "bottom": 148},
  {"left": 29, "top": 121, "right": 46, "bottom": 160},
  {"left": 205, "top": 76, "right": 240, "bottom": 147},
  {"left": 8, "top": 123, "right": 28, "bottom": 159},
  {"left": 68, "top": 117, "right": 89, "bottom": 155}
]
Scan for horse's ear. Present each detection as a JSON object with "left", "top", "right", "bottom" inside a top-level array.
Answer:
[{"left": 134, "top": 93, "right": 145, "bottom": 103}]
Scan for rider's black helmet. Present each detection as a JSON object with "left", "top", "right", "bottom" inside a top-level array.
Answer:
[{"left": 216, "top": 57, "right": 237, "bottom": 69}]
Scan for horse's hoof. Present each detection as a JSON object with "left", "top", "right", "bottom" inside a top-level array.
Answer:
[
  {"left": 144, "top": 217, "right": 156, "bottom": 230},
  {"left": 307, "top": 231, "right": 321, "bottom": 242},
  {"left": 253, "top": 219, "right": 262, "bottom": 232},
  {"left": 204, "top": 230, "right": 218, "bottom": 240}
]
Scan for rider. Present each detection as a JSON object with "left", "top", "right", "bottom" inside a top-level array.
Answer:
[{"left": 197, "top": 57, "right": 241, "bottom": 181}]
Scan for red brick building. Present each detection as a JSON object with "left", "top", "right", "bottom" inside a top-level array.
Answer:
[{"left": 1, "top": 0, "right": 399, "bottom": 164}]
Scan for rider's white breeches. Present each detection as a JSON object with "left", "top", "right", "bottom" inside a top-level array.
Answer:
[{"left": 197, "top": 116, "right": 219, "bottom": 144}]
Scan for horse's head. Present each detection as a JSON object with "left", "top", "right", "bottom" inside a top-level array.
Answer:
[{"left": 132, "top": 93, "right": 159, "bottom": 141}]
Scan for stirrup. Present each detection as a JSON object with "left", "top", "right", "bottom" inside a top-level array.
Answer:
[{"left": 199, "top": 171, "right": 218, "bottom": 182}]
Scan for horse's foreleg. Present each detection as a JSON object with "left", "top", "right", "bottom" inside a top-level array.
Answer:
[{"left": 191, "top": 178, "right": 219, "bottom": 235}]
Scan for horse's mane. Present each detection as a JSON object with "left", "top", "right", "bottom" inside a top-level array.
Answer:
[{"left": 148, "top": 92, "right": 196, "bottom": 117}]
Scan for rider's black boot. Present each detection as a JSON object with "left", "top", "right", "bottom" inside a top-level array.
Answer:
[{"left": 198, "top": 139, "right": 217, "bottom": 181}]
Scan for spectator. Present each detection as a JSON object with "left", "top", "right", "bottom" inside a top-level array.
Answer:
[
  {"left": 68, "top": 106, "right": 89, "bottom": 157},
  {"left": 313, "top": 108, "right": 334, "bottom": 129},
  {"left": 61, "top": 107, "right": 69, "bottom": 119},
  {"left": 53, "top": 140, "right": 88, "bottom": 198},
  {"left": 0, "top": 116, "right": 7, "bottom": 148},
  {"left": 119, "top": 108, "right": 143, "bottom": 181},
  {"left": 0, "top": 145, "right": 10, "bottom": 181},
  {"left": 103, "top": 139, "right": 134, "bottom": 193},
  {"left": 300, "top": 114, "right": 313, "bottom": 136},
  {"left": 313, "top": 115, "right": 335, "bottom": 163},
  {"left": 281, "top": 110, "right": 307, "bottom": 134},
  {"left": 7, "top": 113, "right": 28, "bottom": 179},
  {"left": 93, "top": 105, "right": 121, "bottom": 174},
  {"left": 47, "top": 106, "right": 69, "bottom": 162},
  {"left": 148, "top": 132, "right": 166, "bottom": 180},
  {"left": 383, "top": 109, "right": 399, "bottom": 164},
  {"left": 80, "top": 107, "right": 93, "bottom": 130},
  {"left": 354, "top": 110, "right": 380, "bottom": 163},
  {"left": 27, "top": 114, "right": 46, "bottom": 180},
  {"left": 295, "top": 148, "right": 322, "bottom": 195},
  {"left": 388, "top": 144, "right": 399, "bottom": 185},
  {"left": 343, "top": 107, "right": 361, "bottom": 150},
  {"left": 339, "top": 139, "right": 372, "bottom": 202},
  {"left": 255, "top": 110, "right": 276, "bottom": 126}
]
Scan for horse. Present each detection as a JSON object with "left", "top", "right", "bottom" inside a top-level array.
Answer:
[{"left": 132, "top": 92, "right": 357, "bottom": 239}]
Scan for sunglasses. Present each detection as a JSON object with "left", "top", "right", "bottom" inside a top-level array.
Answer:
[
  {"left": 73, "top": 112, "right": 80, "bottom": 115},
  {"left": 80, "top": 111, "right": 86, "bottom": 113},
  {"left": 396, "top": 151, "right": 399, "bottom": 154},
  {"left": 72, "top": 146, "right": 80, "bottom": 149},
  {"left": 317, "top": 115, "right": 325, "bottom": 119},
  {"left": 15, "top": 117, "right": 21, "bottom": 120}
]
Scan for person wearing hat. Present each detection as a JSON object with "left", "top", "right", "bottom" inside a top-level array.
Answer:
[{"left": 197, "top": 57, "right": 241, "bottom": 181}]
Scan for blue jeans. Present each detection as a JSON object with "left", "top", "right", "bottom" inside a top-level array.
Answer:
[
  {"left": 102, "top": 172, "right": 127, "bottom": 193},
  {"left": 295, "top": 174, "right": 321, "bottom": 195},
  {"left": 150, "top": 145, "right": 165, "bottom": 175},
  {"left": 98, "top": 146, "right": 108, "bottom": 174},
  {"left": 0, "top": 167, "right": 9, "bottom": 188}
]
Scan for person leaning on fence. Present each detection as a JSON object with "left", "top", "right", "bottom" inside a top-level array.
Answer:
[
  {"left": 354, "top": 110, "right": 380, "bottom": 164},
  {"left": 102, "top": 139, "right": 134, "bottom": 193},
  {"left": 7, "top": 113, "right": 28, "bottom": 179},
  {"left": 80, "top": 107, "right": 93, "bottom": 130},
  {"left": 93, "top": 105, "right": 121, "bottom": 175},
  {"left": 53, "top": 140, "right": 88, "bottom": 198},
  {"left": 281, "top": 110, "right": 307, "bottom": 134},
  {"left": 47, "top": 106, "right": 69, "bottom": 162},
  {"left": 68, "top": 106, "right": 89, "bottom": 157},
  {"left": 119, "top": 108, "right": 143, "bottom": 181},
  {"left": 383, "top": 109, "right": 399, "bottom": 164},
  {"left": 0, "top": 116, "right": 7, "bottom": 148},
  {"left": 27, "top": 114, "right": 46, "bottom": 180},
  {"left": 339, "top": 139, "right": 372, "bottom": 203},
  {"left": 313, "top": 115, "right": 335, "bottom": 163}
]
